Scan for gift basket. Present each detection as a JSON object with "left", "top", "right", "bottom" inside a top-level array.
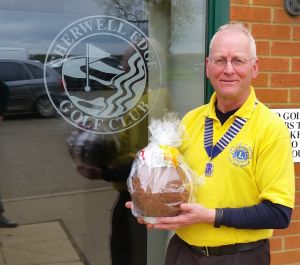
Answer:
[{"left": 127, "top": 113, "right": 197, "bottom": 223}]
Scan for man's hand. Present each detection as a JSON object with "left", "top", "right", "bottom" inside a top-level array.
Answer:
[
  {"left": 125, "top": 201, "right": 153, "bottom": 228},
  {"left": 125, "top": 201, "right": 216, "bottom": 231}
]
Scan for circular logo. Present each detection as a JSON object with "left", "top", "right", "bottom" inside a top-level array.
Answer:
[
  {"left": 229, "top": 144, "right": 252, "bottom": 167},
  {"left": 44, "top": 15, "right": 161, "bottom": 134}
]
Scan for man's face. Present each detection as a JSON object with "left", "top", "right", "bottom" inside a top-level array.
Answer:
[{"left": 206, "top": 30, "right": 258, "bottom": 105}]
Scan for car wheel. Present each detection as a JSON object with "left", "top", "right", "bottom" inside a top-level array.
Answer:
[{"left": 35, "top": 96, "right": 56, "bottom": 118}]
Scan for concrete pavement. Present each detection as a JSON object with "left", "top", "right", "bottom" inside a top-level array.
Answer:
[
  {"left": 0, "top": 187, "right": 118, "bottom": 265},
  {"left": 0, "top": 221, "right": 83, "bottom": 265}
]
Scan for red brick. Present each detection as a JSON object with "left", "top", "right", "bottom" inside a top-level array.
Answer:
[
  {"left": 252, "top": 73, "right": 269, "bottom": 86},
  {"left": 293, "top": 26, "right": 300, "bottom": 40},
  {"left": 270, "top": 104, "right": 300, "bottom": 109},
  {"left": 252, "top": 24, "right": 291, "bottom": 40},
  {"left": 295, "top": 167, "right": 300, "bottom": 178},
  {"left": 252, "top": 0, "right": 283, "bottom": 6},
  {"left": 291, "top": 89, "right": 300, "bottom": 103},
  {"left": 272, "top": 42, "right": 300, "bottom": 56},
  {"left": 273, "top": 9, "right": 300, "bottom": 24},
  {"left": 271, "top": 250, "right": 300, "bottom": 265},
  {"left": 292, "top": 59, "right": 300, "bottom": 72},
  {"left": 296, "top": 191, "right": 300, "bottom": 205},
  {"left": 230, "top": 6, "right": 271, "bottom": 22},
  {"left": 259, "top": 57, "right": 289, "bottom": 72},
  {"left": 256, "top": 41, "right": 270, "bottom": 55},
  {"left": 270, "top": 237, "right": 283, "bottom": 251},
  {"left": 230, "top": 0, "right": 249, "bottom": 4},
  {"left": 292, "top": 207, "right": 300, "bottom": 221},
  {"left": 286, "top": 235, "right": 300, "bottom": 249},
  {"left": 274, "top": 221, "right": 300, "bottom": 236},
  {"left": 256, "top": 89, "right": 288, "bottom": 103},
  {"left": 271, "top": 73, "right": 300, "bottom": 87},
  {"left": 296, "top": 177, "right": 300, "bottom": 190}
]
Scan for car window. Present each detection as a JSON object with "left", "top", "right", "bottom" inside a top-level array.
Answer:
[
  {"left": 0, "top": 62, "right": 29, "bottom": 81},
  {"left": 24, "top": 63, "right": 44, "bottom": 79}
]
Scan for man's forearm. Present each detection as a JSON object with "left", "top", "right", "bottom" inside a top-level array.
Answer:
[{"left": 217, "top": 200, "right": 292, "bottom": 229}]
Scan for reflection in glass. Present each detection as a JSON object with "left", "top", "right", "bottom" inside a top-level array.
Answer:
[
  {"left": 0, "top": 59, "right": 63, "bottom": 117},
  {"left": 66, "top": 116, "right": 148, "bottom": 265},
  {"left": 0, "top": 1, "right": 206, "bottom": 265}
]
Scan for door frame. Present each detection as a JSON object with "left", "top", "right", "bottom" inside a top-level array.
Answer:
[{"left": 205, "top": 0, "right": 230, "bottom": 103}]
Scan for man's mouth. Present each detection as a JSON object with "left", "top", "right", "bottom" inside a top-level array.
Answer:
[{"left": 221, "top": 79, "right": 236, "bottom": 82}]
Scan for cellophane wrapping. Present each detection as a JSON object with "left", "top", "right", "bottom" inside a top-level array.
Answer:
[{"left": 127, "top": 113, "right": 195, "bottom": 220}]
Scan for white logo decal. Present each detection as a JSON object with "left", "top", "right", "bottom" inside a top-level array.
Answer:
[{"left": 44, "top": 15, "right": 161, "bottom": 134}]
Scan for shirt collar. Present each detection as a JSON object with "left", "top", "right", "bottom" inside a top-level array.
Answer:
[{"left": 206, "top": 86, "right": 257, "bottom": 120}]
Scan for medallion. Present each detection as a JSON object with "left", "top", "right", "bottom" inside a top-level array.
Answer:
[{"left": 205, "top": 161, "right": 214, "bottom": 177}]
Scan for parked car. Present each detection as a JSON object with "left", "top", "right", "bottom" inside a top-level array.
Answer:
[{"left": 0, "top": 59, "right": 64, "bottom": 118}]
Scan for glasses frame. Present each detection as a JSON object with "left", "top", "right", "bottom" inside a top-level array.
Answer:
[{"left": 208, "top": 56, "right": 256, "bottom": 69}]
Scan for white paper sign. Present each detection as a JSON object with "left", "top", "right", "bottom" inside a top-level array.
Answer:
[{"left": 272, "top": 109, "right": 300, "bottom": 163}]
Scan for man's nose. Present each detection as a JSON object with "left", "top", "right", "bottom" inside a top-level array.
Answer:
[{"left": 223, "top": 60, "right": 235, "bottom": 73}]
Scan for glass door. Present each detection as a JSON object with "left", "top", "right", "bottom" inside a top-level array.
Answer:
[{"left": 0, "top": 1, "right": 206, "bottom": 265}]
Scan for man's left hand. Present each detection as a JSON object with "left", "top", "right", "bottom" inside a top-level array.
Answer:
[{"left": 125, "top": 201, "right": 216, "bottom": 231}]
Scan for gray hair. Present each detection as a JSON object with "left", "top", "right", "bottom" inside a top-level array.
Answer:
[{"left": 209, "top": 23, "right": 257, "bottom": 58}]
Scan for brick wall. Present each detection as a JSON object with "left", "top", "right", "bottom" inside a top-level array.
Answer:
[{"left": 230, "top": 0, "right": 300, "bottom": 264}]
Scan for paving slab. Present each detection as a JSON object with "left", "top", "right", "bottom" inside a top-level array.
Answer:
[
  {"left": 2, "top": 188, "right": 117, "bottom": 265},
  {"left": 0, "top": 221, "right": 82, "bottom": 265}
]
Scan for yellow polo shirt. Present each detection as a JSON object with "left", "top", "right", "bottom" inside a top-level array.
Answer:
[{"left": 176, "top": 87, "right": 295, "bottom": 246}]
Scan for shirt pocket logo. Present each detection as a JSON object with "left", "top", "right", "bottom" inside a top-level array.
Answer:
[{"left": 229, "top": 143, "right": 252, "bottom": 167}]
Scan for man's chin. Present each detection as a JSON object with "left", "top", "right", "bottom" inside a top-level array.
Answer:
[{"left": 217, "top": 86, "right": 238, "bottom": 97}]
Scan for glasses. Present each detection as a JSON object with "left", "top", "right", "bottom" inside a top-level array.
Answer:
[{"left": 209, "top": 57, "right": 255, "bottom": 69}]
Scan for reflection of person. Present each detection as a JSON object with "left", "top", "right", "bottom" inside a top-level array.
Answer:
[
  {"left": 67, "top": 39, "right": 150, "bottom": 263},
  {"left": 0, "top": 80, "right": 18, "bottom": 228},
  {"left": 105, "top": 39, "right": 170, "bottom": 265},
  {"left": 67, "top": 121, "right": 147, "bottom": 265},
  {"left": 67, "top": 37, "right": 169, "bottom": 265},
  {"left": 106, "top": 120, "right": 148, "bottom": 265},
  {"left": 127, "top": 23, "right": 295, "bottom": 265}
]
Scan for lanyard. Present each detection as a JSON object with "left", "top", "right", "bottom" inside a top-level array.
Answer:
[
  {"left": 204, "top": 116, "right": 247, "bottom": 176},
  {"left": 203, "top": 99, "right": 258, "bottom": 177}
]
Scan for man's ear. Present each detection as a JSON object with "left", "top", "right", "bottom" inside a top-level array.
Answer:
[
  {"left": 205, "top": 57, "right": 210, "bottom": 79},
  {"left": 252, "top": 58, "right": 259, "bottom": 79}
]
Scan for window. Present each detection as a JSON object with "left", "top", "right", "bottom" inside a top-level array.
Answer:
[
  {"left": 0, "top": 62, "right": 28, "bottom": 81},
  {"left": 24, "top": 63, "right": 44, "bottom": 79},
  {"left": 0, "top": 1, "right": 231, "bottom": 265}
]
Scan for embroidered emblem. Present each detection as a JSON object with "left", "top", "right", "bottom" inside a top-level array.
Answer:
[{"left": 229, "top": 144, "right": 252, "bottom": 167}]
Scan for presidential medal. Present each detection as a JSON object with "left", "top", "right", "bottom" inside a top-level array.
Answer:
[{"left": 205, "top": 161, "right": 214, "bottom": 177}]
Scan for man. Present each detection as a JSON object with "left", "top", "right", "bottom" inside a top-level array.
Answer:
[
  {"left": 127, "top": 23, "right": 295, "bottom": 265},
  {"left": 0, "top": 80, "right": 18, "bottom": 228}
]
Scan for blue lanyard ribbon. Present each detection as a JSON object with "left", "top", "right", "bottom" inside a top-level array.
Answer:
[{"left": 204, "top": 116, "right": 247, "bottom": 160}]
